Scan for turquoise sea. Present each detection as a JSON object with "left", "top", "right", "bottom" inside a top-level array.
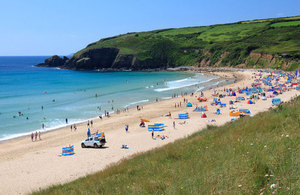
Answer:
[{"left": 0, "top": 56, "right": 225, "bottom": 141}]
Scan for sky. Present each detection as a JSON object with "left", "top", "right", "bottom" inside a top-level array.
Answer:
[{"left": 0, "top": 0, "right": 299, "bottom": 56}]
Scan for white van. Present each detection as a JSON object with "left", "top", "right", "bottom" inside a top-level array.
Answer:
[{"left": 81, "top": 136, "right": 106, "bottom": 148}]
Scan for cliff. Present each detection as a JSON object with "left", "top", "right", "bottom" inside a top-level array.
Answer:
[{"left": 37, "top": 15, "right": 300, "bottom": 71}]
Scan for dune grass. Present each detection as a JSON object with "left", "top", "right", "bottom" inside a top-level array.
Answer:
[{"left": 33, "top": 96, "right": 300, "bottom": 195}]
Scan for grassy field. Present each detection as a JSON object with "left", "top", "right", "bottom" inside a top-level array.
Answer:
[
  {"left": 271, "top": 20, "right": 300, "bottom": 27},
  {"left": 34, "top": 96, "right": 300, "bottom": 194},
  {"left": 73, "top": 16, "right": 300, "bottom": 70}
]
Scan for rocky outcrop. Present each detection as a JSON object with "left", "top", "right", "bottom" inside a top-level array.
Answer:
[
  {"left": 36, "top": 55, "right": 68, "bottom": 67},
  {"left": 64, "top": 48, "right": 120, "bottom": 70},
  {"left": 37, "top": 47, "right": 163, "bottom": 71}
]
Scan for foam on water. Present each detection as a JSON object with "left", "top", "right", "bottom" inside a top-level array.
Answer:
[
  {"left": 124, "top": 99, "right": 149, "bottom": 108},
  {"left": 0, "top": 57, "right": 227, "bottom": 141},
  {"left": 154, "top": 74, "right": 216, "bottom": 92}
]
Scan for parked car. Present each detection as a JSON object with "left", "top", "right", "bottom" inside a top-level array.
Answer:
[{"left": 81, "top": 136, "right": 106, "bottom": 148}]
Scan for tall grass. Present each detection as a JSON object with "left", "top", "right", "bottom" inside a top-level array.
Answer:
[{"left": 34, "top": 97, "right": 300, "bottom": 194}]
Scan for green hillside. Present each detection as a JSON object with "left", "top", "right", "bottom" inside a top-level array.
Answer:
[
  {"left": 72, "top": 16, "right": 300, "bottom": 70},
  {"left": 34, "top": 97, "right": 300, "bottom": 194}
]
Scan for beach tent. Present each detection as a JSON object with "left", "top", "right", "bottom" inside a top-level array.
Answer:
[
  {"left": 186, "top": 102, "right": 192, "bottom": 107},
  {"left": 248, "top": 100, "right": 254, "bottom": 104},
  {"left": 272, "top": 98, "right": 281, "bottom": 106},
  {"left": 245, "top": 91, "right": 252, "bottom": 95},
  {"left": 178, "top": 113, "right": 189, "bottom": 119},
  {"left": 193, "top": 107, "right": 207, "bottom": 112},
  {"left": 62, "top": 145, "right": 75, "bottom": 156},
  {"left": 220, "top": 103, "right": 226, "bottom": 107},
  {"left": 148, "top": 123, "right": 165, "bottom": 131},
  {"left": 236, "top": 97, "right": 245, "bottom": 101},
  {"left": 239, "top": 108, "right": 251, "bottom": 114}
]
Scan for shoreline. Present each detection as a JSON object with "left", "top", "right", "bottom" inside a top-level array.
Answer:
[
  {"left": 0, "top": 70, "right": 232, "bottom": 143},
  {"left": 1, "top": 69, "right": 297, "bottom": 195}
]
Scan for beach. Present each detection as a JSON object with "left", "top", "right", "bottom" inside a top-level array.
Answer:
[{"left": 0, "top": 70, "right": 299, "bottom": 194}]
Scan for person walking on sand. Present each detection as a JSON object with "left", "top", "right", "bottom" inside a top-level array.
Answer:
[
  {"left": 125, "top": 125, "right": 129, "bottom": 133},
  {"left": 173, "top": 121, "right": 176, "bottom": 129},
  {"left": 38, "top": 131, "right": 41, "bottom": 140},
  {"left": 35, "top": 131, "right": 38, "bottom": 141},
  {"left": 87, "top": 128, "right": 91, "bottom": 138},
  {"left": 70, "top": 125, "right": 72, "bottom": 131},
  {"left": 31, "top": 132, "right": 34, "bottom": 142},
  {"left": 74, "top": 124, "right": 77, "bottom": 131},
  {"left": 91, "top": 120, "right": 93, "bottom": 127},
  {"left": 152, "top": 129, "right": 154, "bottom": 138}
]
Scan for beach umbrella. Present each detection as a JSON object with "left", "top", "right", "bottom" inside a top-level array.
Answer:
[{"left": 140, "top": 118, "right": 150, "bottom": 122}]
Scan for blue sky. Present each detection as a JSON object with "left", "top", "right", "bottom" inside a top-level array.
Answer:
[{"left": 0, "top": 0, "right": 299, "bottom": 56}]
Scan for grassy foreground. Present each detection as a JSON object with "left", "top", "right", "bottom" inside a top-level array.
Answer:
[{"left": 34, "top": 98, "right": 300, "bottom": 194}]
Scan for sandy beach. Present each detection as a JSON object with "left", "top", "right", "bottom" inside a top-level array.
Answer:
[{"left": 0, "top": 69, "right": 299, "bottom": 195}]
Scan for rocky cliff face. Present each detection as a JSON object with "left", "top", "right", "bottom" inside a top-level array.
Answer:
[
  {"left": 37, "top": 48, "right": 298, "bottom": 71},
  {"left": 37, "top": 48, "right": 140, "bottom": 70}
]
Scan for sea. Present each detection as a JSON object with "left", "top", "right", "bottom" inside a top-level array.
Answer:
[{"left": 0, "top": 56, "right": 229, "bottom": 141}]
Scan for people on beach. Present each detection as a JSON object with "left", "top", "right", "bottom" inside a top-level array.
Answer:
[
  {"left": 125, "top": 125, "right": 129, "bottom": 132},
  {"left": 87, "top": 128, "right": 91, "bottom": 138},
  {"left": 65, "top": 118, "right": 68, "bottom": 124},
  {"left": 38, "top": 131, "right": 41, "bottom": 140},
  {"left": 140, "top": 121, "right": 145, "bottom": 127},
  {"left": 151, "top": 129, "right": 154, "bottom": 138},
  {"left": 91, "top": 120, "right": 93, "bottom": 127},
  {"left": 74, "top": 124, "right": 77, "bottom": 131},
  {"left": 35, "top": 131, "right": 38, "bottom": 141},
  {"left": 31, "top": 132, "right": 34, "bottom": 141},
  {"left": 70, "top": 125, "right": 73, "bottom": 131},
  {"left": 173, "top": 121, "right": 176, "bottom": 128}
]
